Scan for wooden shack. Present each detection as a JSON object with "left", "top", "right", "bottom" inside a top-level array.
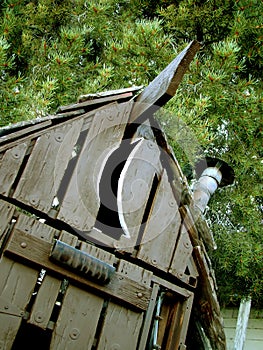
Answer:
[{"left": 0, "top": 41, "right": 227, "bottom": 349}]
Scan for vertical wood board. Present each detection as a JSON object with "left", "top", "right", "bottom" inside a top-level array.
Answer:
[
  {"left": 0, "top": 257, "right": 39, "bottom": 350},
  {"left": 117, "top": 139, "right": 161, "bottom": 251},
  {"left": 96, "top": 303, "right": 144, "bottom": 350},
  {"left": 14, "top": 213, "right": 59, "bottom": 243},
  {"left": 13, "top": 119, "right": 83, "bottom": 213},
  {"left": 137, "top": 170, "right": 181, "bottom": 271},
  {"left": 58, "top": 101, "right": 133, "bottom": 232},
  {"left": 28, "top": 274, "right": 61, "bottom": 329},
  {"left": 169, "top": 225, "right": 193, "bottom": 279},
  {"left": 50, "top": 285, "right": 104, "bottom": 350},
  {"left": 117, "top": 260, "right": 152, "bottom": 287},
  {"left": 0, "top": 200, "right": 15, "bottom": 249},
  {"left": 0, "top": 141, "right": 30, "bottom": 196}
]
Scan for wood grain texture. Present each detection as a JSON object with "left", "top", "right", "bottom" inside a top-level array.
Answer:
[
  {"left": 116, "top": 139, "right": 161, "bottom": 251},
  {"left": 137, "top": 170, "right": 181, "bottom": 271},
  {"left": 169, "top": 225, "right": 193, "bottom": 280},
  {"left": 13, "top": 119, "right": 83, "bottom": 213},
  {"left": 0, "top": 257, "right": 38, "bottom": 349},
  {"left": 0, "top": 120, "right": 51, "bottom": 145},
  {"left": 130, "top": 41, "right": 200, "bottom": 122},
  {"left": 0, "top": 141, "right": 30, "bottom": 196},
  {"left": 50, "top": 285, "right": 103, "bottom": 350},
  {"left": 96, "top": 302, "right": 144, "bottom": 350},
  {"left": 28, "top": 274, "right": 61, "bottom": 329},
  {"left": 5, "top": 229, "right": 151, "bottom": 311},
  {"left": 58, "top": 92, "right": 133, "bottom": 112},
  {"left": 0, "top": 200, "right": 15, "bottom": 249},
  {"left": 14, "top": 213, "right": 59, "bottom": 243},
  {"left": 58, "top": 101, "right": 133, "bottom": 232}
]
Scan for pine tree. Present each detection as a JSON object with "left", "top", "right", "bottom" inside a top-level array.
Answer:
[
  {"left": 0, "top": 0, "right": 262, "bottom": 306},
  {"left": 155, "top": 0, "right": 263, "bottom": 307}
]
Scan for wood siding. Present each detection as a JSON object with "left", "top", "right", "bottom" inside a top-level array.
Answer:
[{"left": 222, "top": 308, "right": 263, "bottom": 350}]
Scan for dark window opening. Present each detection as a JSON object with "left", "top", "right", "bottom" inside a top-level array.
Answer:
[{"left": 95, "top": 139, "right": 140, "bottom": 240}]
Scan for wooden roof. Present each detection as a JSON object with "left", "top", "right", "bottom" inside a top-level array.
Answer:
[{"left": 0, "top": 41, "right": 226, "bottom": 349}]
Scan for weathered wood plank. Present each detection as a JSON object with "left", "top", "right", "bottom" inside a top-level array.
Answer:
[
  {"left": 117, "top": 260, "right": 152, "bottom": 287},
  {"left": 58, "top": 101, "right": 133, "bottom": 232},
  {"left": 78, "top": 86, "right": 142, "bottom": 103},
  {"left": 79, "top": 240, "right": 117, "bottom": 266},
  {"left": 58, "top": 91, "right": 133, "bottom": 113},
  {"left": 0, "top": 105, "right": 99, "bottom": 154},
  {"left": 4, "top": 229, "right": 151, "bottom": 311},
  {"left": 0, "top": 257, "right": 39, "bottom": 349},
  {"left": 137, "top": 283, "right": 160, "bottom": 350},
  {"left": 14, "top": 213, "right": 59, "bottom": 243},
  {"left": 137, "top": 170, "right": 181, "bottom": 271},
  {"left": 96, "top": 302, "right": 144, "bottom": 350},
  {"left": 0, "top": 200, "right": 15, "bottom": 250},
  {"left": 28, "top": 274, "right": 61, "bottom": 330},
  {"left": 50, "top": 285, "right": 104, "bottom": 350},
  {"left": 130, "top": 40, "right": 200, "bottom": 122},
  {"left": 0, "top": 120, "right": 51, "bottom": 145},
  {"left": 13, "top": 119, "right": 83, "bottom": 213},
  {"left": 169, "top": 225, "right": 193, "bottom": 281},
  {"left": 116, "top": 139, "right": 161, "bottom": 251},
  {"left": 10, "top": 213, "right": 62, "bottom": 330},
  {"left": 0, "top": 141, "right": 30, "bottom": 196}
]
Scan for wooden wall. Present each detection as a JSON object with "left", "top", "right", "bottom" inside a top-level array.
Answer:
[{"left": 222, "top": 308, "right": 263, "bottom": 350}]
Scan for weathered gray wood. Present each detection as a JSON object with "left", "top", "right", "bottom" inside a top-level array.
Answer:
[
  {"left": 137, "top": 283, "right": 160, "bottom": 350},
  {"left": 58, "top": 101, "right": 133, "bottom": 232},
  {"left": 0, "top": 257, "right": 38, "bottom": 349},
  {"left": 78, "top": 86, "right": 142, "bottom": 103},
  {"left": 28, "top": 274, "right": 61, "bottom": 330},
  {"left": 130, "top": 40, "right": 200, "bottom": 122},
  {"left": 0, "top": 104, "right": 100, "bottom": 154},
  {"left": 96, "top": 302, "right": 144, "bottom": 350},
  {"left": 14, "top": 213, "right": 59, "bottom": 243},
  {"left": 79, "top": 240, "right": 117, "bottom": 266},
  {"left": 0, "top": 200, "right": 15, "bottom": 249},
  {"left": 50, "top": 284, "right": 104, "bottom": 350},
  {"left": 169, "top": 225, "right": 193, "bottom": 281},
  {"left": 0, "top": 120, "right": 51, "bottom": 145},
  {"left": 58, "top": 92, "right": 133, "bottom": 113},
  {"left": 151, "top": 275, "right": 193, "bottom": 299},
  {"left": 13, "top": 119, "right": 83, "bottom": 213},
  {"left": 116, "top": 139, "right": 161, "bottom": 252},
  {"left": 137, "top": 170, "right": 181, "bottom": 271},
  {"left": 58, "top": 230, "right": 79, "bottom": 246},
  {"left": 117, "top": 260, "right": 152, "bottom": 286},
  {"left": 0, "top": 141, "right": 30, "bottom": 196},
  {"left": 11, "top": 213, "right": 62, "bottom": 330},
  {"left": 5, "top": 229, "right": 151, "bottom": 311}
]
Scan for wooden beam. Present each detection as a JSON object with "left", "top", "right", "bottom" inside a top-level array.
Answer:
[
  {"left": 129, "top": 40, "right": 200, "bottom": 123},
  {"left": 4, "top": 229, "right": 151, "bottom": 311}
]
